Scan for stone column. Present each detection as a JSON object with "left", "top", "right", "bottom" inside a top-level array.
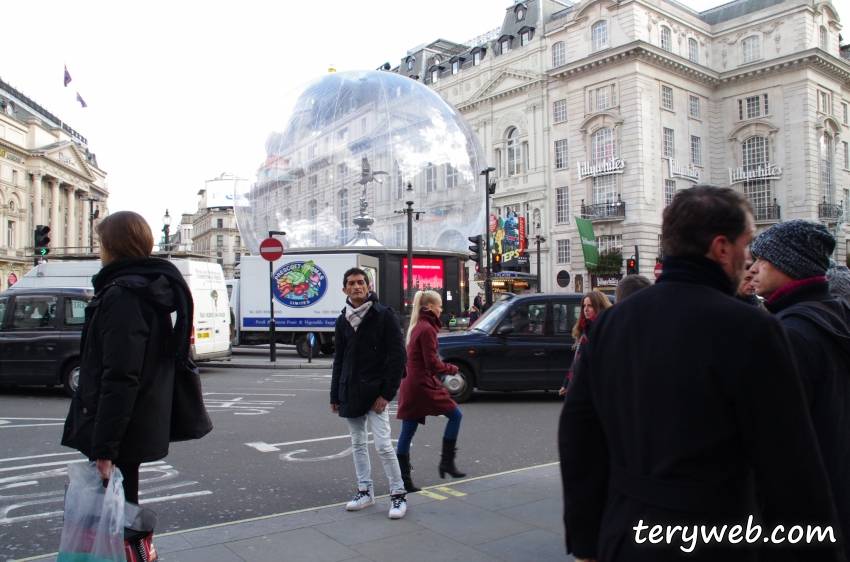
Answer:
[
  {"left": 49, "top": 179, "right": 62, "bottom": 250},
  {"left": 81, "top": 193, "right": 90, "bottom": 253},
  {"left": 65, "top": 188, "right": 76, "bottom": 251},
  {"left": 31, "top": 172, "right": 43, "bottom": 231}
]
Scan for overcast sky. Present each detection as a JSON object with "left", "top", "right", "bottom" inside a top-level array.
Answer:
[{"left": 3, "top": 0, "right": 729, "bottom": 236}]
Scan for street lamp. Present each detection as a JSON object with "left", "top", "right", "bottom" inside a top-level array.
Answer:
[
  {"left": 162, "top": 209, "right": 172, "bottom": 252},
  {"left": 479, "top": 167, "right": 496, "bottom": 308},
  {"left": 534, "top": 222, "right": 546, "bottom": 293},
  {"left": 394, "top": 182, "right": 418, "bottom": 315}
]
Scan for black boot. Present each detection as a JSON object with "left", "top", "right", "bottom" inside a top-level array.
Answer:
[
  {"left": 438, "top": 438, "right": 466, "bottom": 479},
  {"left": 397, "top": 453, "right": 421, "bottom": 493}
]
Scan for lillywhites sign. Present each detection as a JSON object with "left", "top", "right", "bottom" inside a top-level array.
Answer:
[
  {"left": 578, "top": 158, "right": 625, "bottom": 180},
  {"left": 728, "top": 162, "right": 782, "bottom": 185},
  {"left": 668, "top": 159, "right": 700, "bottom": 183}
]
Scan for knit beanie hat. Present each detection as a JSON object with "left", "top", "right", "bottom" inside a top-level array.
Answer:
[
  {"left": 751, "top": 220, "right": 835, "bottom": 280},
  {"left": 827, "top": 258, "right": 850, "bottom": 302}
]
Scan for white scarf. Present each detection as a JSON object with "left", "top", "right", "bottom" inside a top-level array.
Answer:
[{"left": 345, "top": 297, "right": 373, "bottom": 331}]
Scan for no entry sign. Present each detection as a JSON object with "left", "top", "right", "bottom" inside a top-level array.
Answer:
[
  {"left": 654, "top": 263, "right": 663, "bottom": 279},
  {"left": 260, "top": 238, "right": 284, "bottom": 262}
]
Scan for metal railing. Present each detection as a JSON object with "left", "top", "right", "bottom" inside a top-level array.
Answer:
[
  {"left": 581, "top": 195, "right": 626, "bottom": 221},
  {"left": 819, "top": 197, "right": 844, "bottom": 221},
  {"left": 753, "top": 199, "right": 781, "bottom": 222}
]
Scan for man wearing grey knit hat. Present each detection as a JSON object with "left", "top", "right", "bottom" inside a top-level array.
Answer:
[{"left": 751, "top": 219, "right": 850, "bottom": 559}]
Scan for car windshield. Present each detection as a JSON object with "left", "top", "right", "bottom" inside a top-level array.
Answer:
[{"left": 470, "top": 300, "right": 510, "bottom": 333}]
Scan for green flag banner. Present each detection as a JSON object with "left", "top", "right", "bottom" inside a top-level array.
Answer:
[{"left": 574, "top": 216, "right": 599, "bottom": 269}]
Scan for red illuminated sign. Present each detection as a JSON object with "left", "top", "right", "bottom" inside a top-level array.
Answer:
[{"left": 402, "top": 258, "right": 444, "bottom": 292}]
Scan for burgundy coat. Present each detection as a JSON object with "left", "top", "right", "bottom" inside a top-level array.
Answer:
[{"left": 397, "top": 309, "right": 458, "bottom": 423}]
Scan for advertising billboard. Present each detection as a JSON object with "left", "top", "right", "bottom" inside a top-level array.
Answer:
[
  {"left": 402, "top": 258, "right": 445, "bottom": 292},
  {"left": 205, "top": 176, "right": 243, "bottom": 208}
]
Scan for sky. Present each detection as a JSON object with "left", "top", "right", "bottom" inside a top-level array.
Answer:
[{"left": 2, "top": 0, "right": 730, "bottom": 236}]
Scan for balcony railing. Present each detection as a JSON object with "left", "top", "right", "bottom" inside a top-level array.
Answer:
[
  {"left": 581, "top": 195, "right": 626, "bottom": 221},
  {"left": 819, "top": 197, "right": 844, "bottom": 222},
  {"left": 753, "top": 199, "right": 781, "bottom": 223}
]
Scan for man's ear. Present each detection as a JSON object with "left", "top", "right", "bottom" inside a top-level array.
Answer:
[{"left": 705, "top": 235, "right": 732, "bottom": 267}]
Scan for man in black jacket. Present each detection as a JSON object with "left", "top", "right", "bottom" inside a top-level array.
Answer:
[
  {"left": 331, "top": 268, "right": 408, "bottom": 519},
  {"left": 560, "top": 186, "right": 843, "bottom": 561},
  {"left": 751, "top": 220, "right": 850, "bottom": 560}
]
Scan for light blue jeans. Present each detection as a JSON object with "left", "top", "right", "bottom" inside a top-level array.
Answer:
[{"left": 346, "top": 409, "right": 406, "bottom": 496}]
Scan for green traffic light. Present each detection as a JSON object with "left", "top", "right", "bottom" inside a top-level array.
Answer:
[{"left": 38, "top": 248, "right": 48, "bottom": 255}]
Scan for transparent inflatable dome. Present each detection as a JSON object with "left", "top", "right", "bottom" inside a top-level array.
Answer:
[{"left": 235, "top": 70, "right": 487, "bottom": 255}]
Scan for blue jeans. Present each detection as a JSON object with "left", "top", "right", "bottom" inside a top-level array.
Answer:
[
  {"left": 396, "top": 407, "right": 462, "bottom": 455},
  {"left": 346, "top": 409, "right": 405, "bottom": 496}
]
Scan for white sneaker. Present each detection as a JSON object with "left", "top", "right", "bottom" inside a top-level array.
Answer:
[
  {"left": 388, "top": 493, "right": 407, "bottom": 519},
  {"left": 345, "top": 489, "right": 374, "bottom": 511}
]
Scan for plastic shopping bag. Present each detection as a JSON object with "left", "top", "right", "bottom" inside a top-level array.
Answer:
[{"left": 58, "top": 461, "right": 126, "bottom": 562}]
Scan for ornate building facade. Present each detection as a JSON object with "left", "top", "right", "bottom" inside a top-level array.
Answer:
[{"left": 0, "top": 78, "right": 108, "bottom": 290}]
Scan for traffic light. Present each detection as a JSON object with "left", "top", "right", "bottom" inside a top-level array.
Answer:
[
  {"left": 627, "top": 256, "right": 637, "bottom": 275},
  {"left": 468, "top": 235, "right": 483, "bottom": 265},
  {"left": 492, "top": 253, "right": 503, "bottom": 273},
  {"left": 34, "top": 225, "right": 50, "bottom": 256}
]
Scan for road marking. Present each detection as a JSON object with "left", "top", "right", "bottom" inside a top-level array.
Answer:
[
  {"left": 140, "top": 491, "right": 213, "bottom": 504},
  {"left": 434, "top": 486, "right": 466, "bottom": 497},
  {"left": 271, "top": 374, "right": 332, "bottom": 378},
  {"left": 0, "top": 423, "right": 65, "bottom": 429},
  {"left": 0, "top": 418, "right": 65, "bottom": 421},
  {"left": 246, "top": 433, "right": 356, "bottom": 453},
  {"left": 417, "top": 490, "right": 448, "bottom": 500},
  {"left": 204, "top": 392, "right": 295, "bottom": 397},
  {"left": 0, "top": 459, "right": 89, "bottom": 473},
  {"left": 0, "top": 452, "right": 82, "bottom": 463}
]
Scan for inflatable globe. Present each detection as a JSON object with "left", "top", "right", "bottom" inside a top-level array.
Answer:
[{"left": 235, "top": 70, "right": 487, "bottom": 255}]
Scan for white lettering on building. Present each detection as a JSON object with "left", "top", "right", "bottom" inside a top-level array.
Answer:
[
  {"left": 668, "top": 159, "right": 700, "bottom": 182},
  {"left": 728, "top": 162, "right": 782, "bottom": 185},
  {"left": 577, "top": 158, "right": 626, "bottom": 180}
]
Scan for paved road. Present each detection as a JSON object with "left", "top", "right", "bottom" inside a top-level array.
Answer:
[{"left": 0, "top": 351, "right": 564, "bottom": 561}]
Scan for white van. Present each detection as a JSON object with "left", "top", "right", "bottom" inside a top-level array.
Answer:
[{"left": 9, "top": 259, "right": 232, "bottom": 362}]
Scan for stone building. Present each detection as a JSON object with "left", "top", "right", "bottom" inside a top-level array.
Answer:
[
  {"left": 0, "top": 78, "right": 108, "bottom": 290},
  {"left": 187, "top": 174, "right": 249, "bottom": 279}
]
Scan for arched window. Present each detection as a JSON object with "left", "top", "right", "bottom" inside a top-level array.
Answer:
[
  {"left": 660, "top": 26, "right": 672, "bottom": 52},
  {"left": 507, "top": 128, "right": 522, "bottom": 176},
  {"left": 819, "top": 26, "right": 828, "bottom": 50},
  {"left": 592, "top": 21, "right": 608, "bottom": 51},
  {"left": 822, "top": 132, "right": 834, "bottom": 203},
  {"left": 742, "top": 36, "right": 760, "bottom": 63},
  {"left": 552, "top": 42, "right": 565, "bottom": 67},
  {"left": 742, "top": 136, "right": 771, "bottom": 217},
  {"left": 338, "top": 190, "right": 349, "bottom": 244},
  {"left": 592, "top": 128, "right": 616, "bottom": 204},
  {"left": 688, "top": 38, "right": 698, "bottom": 63},
  {"left": 308, "top": 199, "right": 318, "bottom": 245}
]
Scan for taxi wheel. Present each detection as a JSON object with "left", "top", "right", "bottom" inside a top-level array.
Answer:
[
  {"left": 446, "top": 366, "right": 475, "bottom": 404},
  {"left": 62, "top": 360, "right": 81, "bottom": 398}
]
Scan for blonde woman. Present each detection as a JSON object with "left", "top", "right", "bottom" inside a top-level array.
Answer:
[
  {"left": 559, "top": 290, "right": 612, "bottom": 396},
  {"left": 396, "top": 290, "right": 465, "bottom": 492}
]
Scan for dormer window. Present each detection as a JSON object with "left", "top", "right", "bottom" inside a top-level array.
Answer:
[
  {"left": 499, "top": 37, "right": 512, "bottom": 55},
  {"left": 472, "top": 47, "right": 486, "bottom": 66},
  {"left": 451, "top": 61, "right": 459, "bottom": 74},
  {"left": 518, "top": 27, "right": 534, "bottom": 47},
  {"left": 407, "top": 59, "right": 414, "bottom": 70},
  {"left": 431, "top": 68, "right": 440, "bottom": 83},
  {"left": 517, "top": 8, "right": 524, "bottom": 21}
]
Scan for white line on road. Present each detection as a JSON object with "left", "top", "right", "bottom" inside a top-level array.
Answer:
[
  {"left": 0, "top": 459, "right": 88, "bottom": 474},
  {"left": 0, "top": 418, "right": 65, "bottom": 421},
  {"left": 0, "top": 423, "right": 65, "bottom": 429},
  {"left": 0, "top": 453, "right": 82, "bottom": 464},
  {"left": 246, "top": 433, "right": 364, "bottom": 453},
  {"left": 204, "top": 393, "right": 295, "bottom": 397},
  {"left": 139, "top": 491, "right": 213, "bottom": 504}
]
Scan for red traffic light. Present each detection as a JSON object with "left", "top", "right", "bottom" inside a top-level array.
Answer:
[{"left": 627, "top": 259, "right": 636, "bottom": 269}]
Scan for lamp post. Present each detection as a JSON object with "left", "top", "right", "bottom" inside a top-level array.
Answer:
[
  {"left": 534, "top": 222, "right": 546, "bottom": 293},
  {"left": 479, "top": 167, "right": 496, "bottom": 308},
  {"left": 162, "top": 209, "right": 172, "bottom": 252},
  {"left": 394, "top": 182, "right": 418, "bottom": 315},
  {"left": 81, "top": 194, "right": 101, "bottom": 253}
]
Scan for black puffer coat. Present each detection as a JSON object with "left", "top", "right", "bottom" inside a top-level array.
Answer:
[
  {"left": 330, "top": 293, "right": 407, "bottom": 418},
  {"left": 62, "top": 258, "right": 192, "bottom": 464}
]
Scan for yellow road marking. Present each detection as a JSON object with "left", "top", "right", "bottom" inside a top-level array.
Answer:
[
  {"left": 435, "top": 486, "right": 466, "bottom": 497},
  {"left": 416, "top": 490, "right": 448, "bottom": 500}
]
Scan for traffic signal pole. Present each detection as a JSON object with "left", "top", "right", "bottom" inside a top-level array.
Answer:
[{"left": 479, "top": 167, "right": 496, "bottom": 308}]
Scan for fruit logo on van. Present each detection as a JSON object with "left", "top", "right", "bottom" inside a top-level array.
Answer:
[{"left": 273, "top": 261, "right": 327, "bottom": 308}]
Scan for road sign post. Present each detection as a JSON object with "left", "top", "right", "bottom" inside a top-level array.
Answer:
[
  {"left": 260, "top": 236, "right": 285, "bottom": 362},
  {"left": 308, "top": 333, "right": 315, "bottom": 364}
]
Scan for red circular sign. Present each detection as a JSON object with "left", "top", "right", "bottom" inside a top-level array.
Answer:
[
  {"left": 259, "top": 238, "right": 284, "bottom": 262},
  {"left": 654, "top": 263, "right": 663, "bottom": 279},
  {"left": 489, "top": 215, "right": 497, "bottom": 233}
]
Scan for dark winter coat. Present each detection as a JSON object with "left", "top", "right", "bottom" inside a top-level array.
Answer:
[
  {"left": 62, "top": 258, "right": 193, "bottom": 465},
  {"left": 559, "top": 255, "right": 843, "bottom": 562},
  {"left": 765, "top": 279, "right": 850, "bottom": 560},
  {"left": 330, "top": 293, "right": 407, "bottom": 418},
  {"left": 397, "top": 309, "right": 458, "bottom": 423},
  {"left": 563, "top": 315, "right": 593, "bottom": 388}
]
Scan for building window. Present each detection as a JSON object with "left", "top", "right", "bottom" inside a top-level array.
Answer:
[
  {"left": 592, "top": 128, "right": 617, "bottom": 204},
  {"left": 451, "top": 60, "right": 459, "bottom": 75},
  {"left": 737, "top": 93, "right": 769, "bottom": 119},
  {"left": 407, "top": 59, "right": 414, "bottom": 70},
  {"left": 395, "top": 165, "right": 403, "bottom": 199},
  {"left": 216, "top": 235, "right": 223, "bottom": 247},
  {"left": 554, "top": 99, "right": 567, "bottom": 123},
  {"left": 664, "top": 180, "right": 676, "bottom": 206},
  {"left": 596, "top": 234, "right": 622, "bottom": 254},
  {"left": 844, "top": 141, "right": 850, "bottom": 170},
  {"left": 555, "top": 140, "right": 569, "bottom": 170},
  {"left": 521, "top": 31, "right": 531, "bottom": 46},
  {"left": 284, "top": 185, "right": 291, "bottom": 198},
  {"left": 663, "top": 128, "right": 675, "bottom": 158},
  {"left": 742, "top": 136, "right": 771, "bottom": 213},
  {"left": 284, "top": 209, "right": 291, "bottom": 226},
  {"left": 235, "top": 235, "right": 241, "bottom": 247},
  {"left": 217, "top": 218, "right": 223, "bottom": 228},
  {"left": 557, "top": 239, "right": 571, "bottom": 263},
  {"left": 507, "top": 128, "right": 522, "bottom": 176},
  {"left": 688, "top": 38, "right": 699, "bottom": 62},
  {"left": 690, "top": 136, "right": 701, "bottom": 166},
  {"left": 473, "top": 51, "right": 482, "bottom": 66},
  {"left": 308, "top": 199, "right": 318, "bottom": 245},
  {"left": 556, "top": 187, "right": 569, "bottom": 223},
  {"left": 394, "top": 223, "right": 405, "bottom": 246},
  {"left": 819, "top": 91, "right": 830, "bottom": 114},
  {"left": 822, "top": 132, "right": 834, "bottom": 203},
  {"left": 235, "top": 253, "right": 241, "bottom": 263},
  {"left": 337, "top": 128, "right": 348, "bottom": 143},
  {"left": 6, "top": 221, "right": 14, "bottom": 248},
  {"left": 660, "top": 26, "right": 672, "bottom": 52},
  {"left": 742, "top": 36, "right": 760, "bottom": 63},
  {"left": 431, "top": 69, "right": 439, "bottom": 83},
  {"left": 339, "top": 189, "right": 349, "bottom": 244},
  {"left": 589, "top": 84, "right": 617, "bottom": 112},
  {"left": 819, "top": 26, "right": 828, "bottom": 50},
  {"left": 338, "top": 162, "right": 348, "bottom": 176},
  {"left": 747, "top": 95, "right": 761, "bottom": 119},
  {"left": 426, "top": 163, "right": 437, "bottom": 192},
  {"left": 661, "top": 85, "right": 673, "bottom": 110},
  {"left": 11, "top": 170, "right": 17, "bottom": 186},
  {"left": 500, "top": 39, "right": 510, "bottom": 54},
  {"left": 446, "top": 163, "right": 458, "bottom": 188},
  {"left": 689, "top": 95, "right": 700, "bottom": 119},
  {"left": 592, "top": 21, "right": 608, "bottom": 51},
  {"left": 552, "top": 42, "right": 565, "bottom": 67}
]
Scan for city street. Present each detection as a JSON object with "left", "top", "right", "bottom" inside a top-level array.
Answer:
[{"left": 0, "top": 349, "right": 564, "bottom": 561}]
